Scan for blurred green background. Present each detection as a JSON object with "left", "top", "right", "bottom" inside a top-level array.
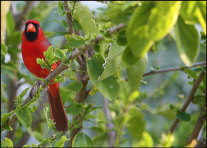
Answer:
[{"left": 1, "top": 1, "right": 206, "bottom": 147}]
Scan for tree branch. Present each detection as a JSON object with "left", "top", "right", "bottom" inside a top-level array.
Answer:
[
  {"left": 107, "top": 23, "right": 126, "bottom": 34},
  {"left": 187, "top": 109, "right": 206, "bottom": 145},
  {"left": 63, "top": 1, "right": 74, "bottom": 34},
  {"left": 143, "top": 61, "right": 206, "bottom": 77},
  {"left": 169, "top": 71, "right": 206, "bottom": 133}
]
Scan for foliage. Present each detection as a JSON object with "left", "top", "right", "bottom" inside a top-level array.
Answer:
[{"left": 1, "top": 1, "right": 206, "bottom": 147}]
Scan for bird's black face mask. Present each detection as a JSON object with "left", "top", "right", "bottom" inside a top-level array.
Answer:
[{"left": 24, "top": 22, "right": 39, "bottom": 41}]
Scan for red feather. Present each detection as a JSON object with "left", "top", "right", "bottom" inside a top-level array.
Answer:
[{"left": 21, "top": 20, "right": 68, "bottom": 131}]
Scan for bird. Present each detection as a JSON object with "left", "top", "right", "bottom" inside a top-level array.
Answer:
[{"left": 21, "top": 20, "right": 68, "bottom": 131}]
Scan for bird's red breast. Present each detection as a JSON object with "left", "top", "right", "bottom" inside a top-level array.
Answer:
[{"left": 21, "top": 20, "right": 53, "bottom": 78}]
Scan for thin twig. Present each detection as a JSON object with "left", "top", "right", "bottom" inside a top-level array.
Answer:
[
  {"left": 169, "top": 71, "right": 206, "bottom": 133},
  {"left": 187, "top": 110, "right": 206, "bottom": 145},
  {"left": 107, "top": 23, "right": 126, "bottom": 34},
  {"left": 143, "top": 61, "right": 206, "bottom": 77},
  {"left": 63, "top": 1, "right": 74, "bottom": 34}
]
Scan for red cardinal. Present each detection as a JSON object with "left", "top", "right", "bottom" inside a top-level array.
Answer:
[{"left": 21, "top": 20, "right": 68, "bottom": 131}]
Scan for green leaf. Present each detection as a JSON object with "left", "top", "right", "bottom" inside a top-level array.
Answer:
[
  {"left": 180, "top": 1, "right": 206, "bottom": 34},
  {"left": 30, "top": 105, "right": 38, "bottom": 113},
  {"left": 159, "top": 133, "right": 175, "bottom": 147},
  {"left": 86, "top": 54, "right": 120, "bottom": 100},
  {"left": 19, "top": 87, "right": 30, "bottom": 99},
  {"left": 83, "top": 104, "right": 102, "bottom": 117},
  {"left": 176, "top": 111, "right": 191, "bottom": 121},
  {"left": 44, "top": 46, "right": 56, "bottom": 66},
  {"left": 127, "top": 55, "right": 147, "bottom": 91},
  {"left": 54, "top": 74, "right": 65, "bottom": 83},
  {"left": 73, "top": 19, "right": 83, "bottom": 31},
  {"left": 169, "top": 104, "right": 175, "bottom": 110},
  {"left": 74, "top": 2, "right": 98, "bottom": 35},
  {"left": 43, "top": 107, "right": 55, "bottom": 129},
  {"left": 54, "top": 48, "right": 68, "bottom": 60},
  {"left": 126, "top": 2, "right": 155, "bottom": 58},
  {"left": 117, "top": 29, "right": 127, "bottom": 46},
  {"left": 180, "top": 1, "right": 199, "bottom": 24},
  {"left": 67, "top": 81, "right": 83, "bottom": 91},
  {"left": 65, "top": 34, "right": 85, "bottom": 48},
  {"left": 1, "top": 43, "right": 8, "bottom": 56},
  {"left": 1, "top": 138, "right": 13, "bottom": 147},
  {"left": 196, "top": 1, "right": 206, "bottom": 34},
  {"left": 36, "top": 58, "right": 49, "bottom": 69},
  {"left": 91, "top": 125, "right": 105, "bottom": 133},
  {"left": 66, "top": 102, "right": 84, "bottom": 115},
  {"left": 57, "top": 1, "right": 66, "bottom": 16},
  {"left": 122, "top": 46, "right": 141, "bottom": 66},
  {"left": 133, "top": 132, "right": 153, "bottom": 147},
  {"left": 6, "top": 11, "right": 15, "bottom": 37},
  {"left": 16, "top": 107, "right": 32, "bottom": 127},
  {"left": 72, "top": 132, "right": 94, "bottom": 147},
  {"left": 34, "top": 131, "right": 44, "bottom": 142},
  {"left": 127, "top": 1, "right": 181, "bottom": 58},
  {"left": 128, "top": 91, "right": 140, "bottom": 103},
  {"left": 175, "top": 16, "right": 200, "bottom": 66},
  {"left": 2, "top": 124, "right": 13, "bottom": 131},
  {"left": 44, "top": 31, "right": 68, "bottom": 38},
  {"left": 104, "top": 1, "right": 140, "bottom": 24},
  {"left": 127, "top": 107, "right": 145, "bottom": 139},
  {"left": 94, "top": 43, "right": 100, "bottom": 52},
  {"left": 1, "top": 113, "right": 12, "bottom": 123},
  {"left": 54, "top": 136, "right": 68, "bottom": 147},
  {"left": 98, "top": 43, "right": 125, "bottom": 81},
  {"left": 148, "top": 2, "right": 181, "bottom": 41}
]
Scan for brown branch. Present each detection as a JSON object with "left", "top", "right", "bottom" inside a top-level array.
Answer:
[
  {"left": 143, "top": 61, "right": 206, "bottom": 77},
  {"left": 103, "top": 98, "right": 116, "bottom": 147},
  {"left": 63, "top": 1, "right": 74, "bottom": 34},
  {"left": 169, "top": 71, "right": 206, "bottom": 133},
  {"left": 107, "top": 23, "right": 126, "bottom": 34},
  {"left": 187, "top": 110, "right": 206, "bottom": 145}
]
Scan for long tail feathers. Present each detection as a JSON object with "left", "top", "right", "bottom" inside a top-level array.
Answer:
[{"left": 47, "top": 83, "right": 68, "bottom": 131}]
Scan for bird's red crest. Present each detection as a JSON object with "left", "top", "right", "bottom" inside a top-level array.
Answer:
[{"left": 25, "top": 20, "right": 40, "bottom": 25}]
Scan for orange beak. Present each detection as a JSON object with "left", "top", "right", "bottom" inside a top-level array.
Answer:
[{"left": 27, "top": 23, "right": 36, "bottom": 32}]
